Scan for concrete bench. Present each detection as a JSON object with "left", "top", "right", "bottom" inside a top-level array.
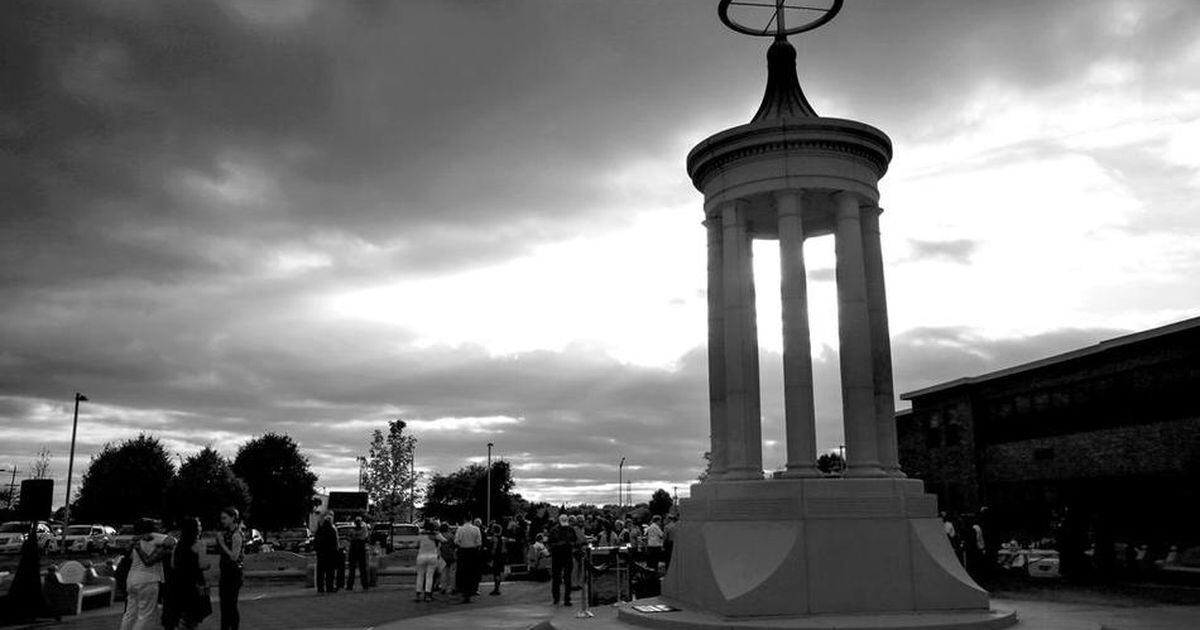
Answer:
[
  {"left": 374, "top": 549, "right": 416, "bottom": 583},
  {"left": 242, "top": 551, "right": 311, "bottom": 583},
  {"left": 43, "top": 560, "right": 116, "bottom": 616}
]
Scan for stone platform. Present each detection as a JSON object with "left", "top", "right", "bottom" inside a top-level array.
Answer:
[{"left": 643, "top": 478, "right": 1017, "bottom": 629}]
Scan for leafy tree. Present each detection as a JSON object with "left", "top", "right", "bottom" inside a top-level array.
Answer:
[
  {"left": 697, "top": 451, "right": 711, "bottom": 482},
  {"left": 74, "top": 434, "right": 174, "bottom": 523},
  {"left": 817, "top": 451, "right": 845, "bottom": 474},
  {"left": 167, "top": 447, "right": 251, "bottom": 529},
  {"left": 362, "top": 419, "right": 418, "bottom": 521},
  {"left": 231, "top": 433, "right": 318, "bottom": 530},
  {"left": 648, "top": 488, "right": 674, "bottom": 517},
  {"left": 422, "top": 460, "right": 519, "bottom": 524}
]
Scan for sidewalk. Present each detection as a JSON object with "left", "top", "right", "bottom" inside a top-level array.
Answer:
[{"left": 9, "top": 580, "right": 1200, "bottom": 630}]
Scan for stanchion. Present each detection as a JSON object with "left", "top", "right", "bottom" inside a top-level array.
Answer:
[{"left": 575, "top": 544, "right": 594, "bottom": 618}]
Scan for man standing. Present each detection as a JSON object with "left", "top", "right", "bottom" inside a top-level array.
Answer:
[
  {"left": 346, "top": 516, "right": 371, "bottom": 591},
  {"left": 645, "top": 515, "right": 665, "bottom": 571},
  {"left": 453, "top": 515, "right": 482, "bottom": 603},
  {"left": 548, "top": 514, "right": 578, "bottom": 607}
]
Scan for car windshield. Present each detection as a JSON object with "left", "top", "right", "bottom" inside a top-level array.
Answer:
[
  {"left": 65, "top": 525, "right": 92, "bottom": 535},
  {"left": 0, "top": 522, "right": 30, "bottom": 533}
]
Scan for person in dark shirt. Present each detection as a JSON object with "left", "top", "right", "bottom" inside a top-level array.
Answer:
[
  {"left": 548, "top": 514, "right": 578, "bottom": 606},
  {"left": 314, "top": 516, "right": 341, "bottom": 593}
]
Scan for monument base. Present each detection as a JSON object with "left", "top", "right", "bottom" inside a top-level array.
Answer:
[
  {"left": 618, "top": 598, "right": 1017, "bottom": 630},
  {"left": 641, "top": 478, "right": 1015, "bottom": 629}
]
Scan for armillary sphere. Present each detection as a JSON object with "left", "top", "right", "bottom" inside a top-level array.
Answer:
[{"left": 718, "top": 0, "right": 843, "bottom": 38}]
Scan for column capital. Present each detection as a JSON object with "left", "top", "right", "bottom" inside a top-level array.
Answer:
[
  {"left": 774, "top": 189, "right": 803, "bottom": 217},
  {"left": 834, "top": 190, "right": 864, "bottom": 219}
]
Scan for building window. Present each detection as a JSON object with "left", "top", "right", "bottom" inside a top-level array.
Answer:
[{"left": 926, "top": 411, "right": 943, "bottom": 448}]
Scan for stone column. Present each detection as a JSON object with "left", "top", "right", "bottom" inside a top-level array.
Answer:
[
  {"left": 862, "top": 206, "right": 904, "bottom": 477},
  {"left": 704, "top": 214, "right": 728, "bottom": 481},
  {"left": 834, "top": 192, "right": 885, "bottom": 477},
  {"left": 721, "top": 200, "right": 764, "bottom": 480},
  {"left": 776, "top": 190, "right": 820, "bottom": 477}
]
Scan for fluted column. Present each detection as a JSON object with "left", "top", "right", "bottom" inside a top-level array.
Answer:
[
  {"left": 721, "top": 201, "right": 763, "bottom": 480},
  {"left": 834, "top": 192, "right": 886, "bottom": 477},
  {"left": 776, "top": 190, "right": 820, "bottom": 477},
  {"left": 862, "top": 206, "right": 904, "bottom": 477},
  {"left": 704, "top": 214, "right": 728, "bottom": 481}
]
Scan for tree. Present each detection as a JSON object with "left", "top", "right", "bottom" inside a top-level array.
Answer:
[
  {"left": 648, "top": 488, "right": 674, "bottom": 517},
  {"left": 29, "top": 447, "right": 52, "bottom": 478},
  {"left": 166, "top": 447, "right": 251, "bottom": 529},
  {"left": 362, "top": 419, "right": 418, "bottom": 521},
  {"left": 817, "top": 451, "right": 845, "bottom": 474},
  {"left": 697, "top": 451, "right": 711, "bottom": 482},
  {"left": 231, "top": 433, "right": 318, "bottom": 531},
  {"left": 73, "top": 434, "right": 174, "bottom": 523},
  {"left": 422, "top": 461, "right": 520, "bottom": 525}
]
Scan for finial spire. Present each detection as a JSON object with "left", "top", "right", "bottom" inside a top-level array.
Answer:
[{"left": 751, "top": 38, "right": 817, "bottom": 121}]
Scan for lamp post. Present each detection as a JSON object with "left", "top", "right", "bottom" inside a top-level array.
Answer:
[
  {"left": 62, "top": 392, "right": 87, "bottom": 550},
  {"left": 485, "top": 442, "right": 494, "bottom": 526},
  {"left": 618, "top": 457, "right": 625, "bottom": 509}
]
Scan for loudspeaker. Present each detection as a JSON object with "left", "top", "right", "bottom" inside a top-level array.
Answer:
[{"left": 19, "top": 479, "right": 53, "bottom": 521}]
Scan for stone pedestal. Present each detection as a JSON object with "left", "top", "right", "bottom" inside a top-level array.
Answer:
[{"left": 618, "top": 479, "right": 1015, "bottom": 629}]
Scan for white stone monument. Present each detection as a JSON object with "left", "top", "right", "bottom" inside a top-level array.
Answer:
[{"left": 619, "top": 2, "right": 1017, "bottom": 628}]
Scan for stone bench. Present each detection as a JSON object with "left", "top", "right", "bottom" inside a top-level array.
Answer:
[
  {"left": 43, "top": 560, "right": 116, "bottom": 616},
  {"left": 242, "top": 550, "right": 311, "bottom": 583}
]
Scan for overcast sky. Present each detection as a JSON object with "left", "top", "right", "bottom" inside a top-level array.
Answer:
[{"left": 3, "top": 0, "right": 1199, "bottom": 510}]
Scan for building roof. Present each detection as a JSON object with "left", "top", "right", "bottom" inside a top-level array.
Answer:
[{"left": 899, "top": 314, "right": 1200, "bottom": 401}]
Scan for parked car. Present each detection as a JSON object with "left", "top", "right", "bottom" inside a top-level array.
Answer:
[
  {"left": 389, "top": 523, "right": 422, "bottom": 551},
  {"left": 0, "top": 520, "right": 58, "bottom": 554},
  {"left": 62, "top": 524, "right": 116, "bottom": 553},
  {"left": 112, "top": 524, "right": 138, "bottom": 550},
  {"left": 244, "top": 528, "right": 266, "bottom": 554},
  {"left": 270, "top": 527, "right": 313, "bottom": 552}
]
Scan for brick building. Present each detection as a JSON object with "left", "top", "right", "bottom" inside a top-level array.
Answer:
[{"left": 897, "top": 316, "right": 1200, "bottom": 549}]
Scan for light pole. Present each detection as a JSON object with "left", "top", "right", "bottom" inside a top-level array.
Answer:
[
  {"left": 485, "top": 442, "right": 494, "bottom": 526},
  {"left": 618, "top": 457, "right": 625, "bottom": 509},
  {"left": 62, "top": 392, "right": 87, "bottom": 550}
]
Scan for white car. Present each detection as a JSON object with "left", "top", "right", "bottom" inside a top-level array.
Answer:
[
  {"left": 62, "top": 524, "right": 116, "bottom": 553},
  {"left": 0, "top": 521, "right": 58, "bottom": 554}
]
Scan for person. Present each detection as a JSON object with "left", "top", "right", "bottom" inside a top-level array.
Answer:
[
  {"left": 663, "top": 515, "right": 678, "bottom": 569},
  {"left": 414, "top": 520, "right": 441, "bottom": 602},
  {"left": 487, "top": 522, "right": 505, "bottom": 596},
  {"left": 346, "top": 516, "right": 370, "bottom": 591},
  {"left": 215, "top": 507, "right": 244, "bottom": 630},
  {"left": 548, "top": 514, "right": 578, "bottom": 606},
  {"left": 614, "top": 519, "right": 631, "bottom": 546},
  {"left": 314, "top": 516, "right": 340, "bottom": 593},
  {"left": 0, "top": 521, "right": 53, "bottom": 623},
  {"left": 570, "top": 515, "right": 587, "bottom": 590},
  {"left": 120, "top": 518, "right": 169, "bottom": 630},
  {"left": 169, "top": 517, "right": 211, "bottom": 630},
  {"left": 453, "top": 515, "right": 482, "bottom": 603},
  {"left": 437, "top": 522, "right": 456, "bottom": 593},
  {"left": 527, "top": 534, "right": 551, "bottom": 580},
  {"left": 645, "top": 515, "right": 665, "bottom": 571}
]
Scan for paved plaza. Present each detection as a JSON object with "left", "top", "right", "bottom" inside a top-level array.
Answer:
[{"left": 7, "top": 579, "right": 1199, "bottom": 630}]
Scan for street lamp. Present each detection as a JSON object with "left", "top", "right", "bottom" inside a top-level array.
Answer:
[
  {"left": 62, "top": 392, "right": 87, "bottom": 550},
  {"left": 618, "top": 457, "right": 625, "bottom": 509},
  {"left": 485, "top": 442, "right": 494, "bottom": 526}
]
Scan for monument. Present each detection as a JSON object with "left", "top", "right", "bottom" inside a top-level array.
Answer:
[{"left": 619, "top": 2, "right": 1017, "bottom": 627}]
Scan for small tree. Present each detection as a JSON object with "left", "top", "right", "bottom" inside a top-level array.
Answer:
[
  {"left": 648, "top": 488, "right": 674, "bottom": 517},
  {"left": 167, "top": 447, "right": 251, "bottom": 529},
  {"left": 30, "top": 447, "right": 52, "bottom": 478},
  {"left": 362, "top": 419, "right": 418, "bottom": 521},
  {"left": 74, "top": 434, "right": 174, "bottom": 523},
  {"left": 232, "top": 433, "right": 318, "bottom": 530}
]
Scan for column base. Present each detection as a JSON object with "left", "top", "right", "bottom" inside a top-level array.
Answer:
[
  {"left": 845, "top": 464, "right": 890, "bottom": 478},
  {"left": 776, "top": 467, "right": 822, "bottom": 479},
  {"left": 658, "top": 478, "right": 1008, "bottom": 625}
]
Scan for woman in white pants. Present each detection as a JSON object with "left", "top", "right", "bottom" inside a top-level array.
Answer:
[{"left": 413, "top": 522, "right": 442, "bottom": 602}]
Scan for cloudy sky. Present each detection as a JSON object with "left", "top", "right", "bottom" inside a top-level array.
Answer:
[{"left": 3, "top": 0, "right": 1199, "bottom": 510}]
